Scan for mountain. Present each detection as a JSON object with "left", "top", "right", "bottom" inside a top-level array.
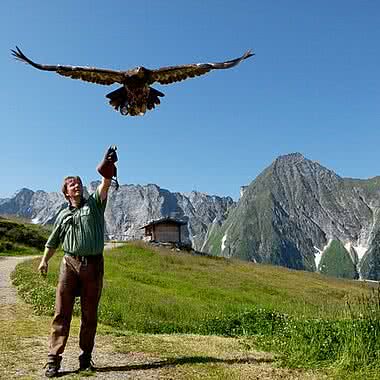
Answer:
[
  {"left": 0, "top": 184, "right": 234, "bottom": 251},
  {"left": 203, "top": 153, "right": 380, "bottom": 280},
  {"left": 2, "top": 153, "right": 380, "bottom": 280}
]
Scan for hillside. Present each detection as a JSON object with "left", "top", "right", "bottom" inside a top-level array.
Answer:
[
  {"left": 318, "top": 240, "right": 359, "bottom": 279},
  {"left": 14, "top": 242, "right": 375, "bottom": 325},
  {"left": 0, "top": 216, "right": 49, "bottom": 255}
]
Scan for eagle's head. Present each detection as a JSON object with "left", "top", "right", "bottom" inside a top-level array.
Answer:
[{"left": 136, "top": 66, "right": 148, "bottom": 78}]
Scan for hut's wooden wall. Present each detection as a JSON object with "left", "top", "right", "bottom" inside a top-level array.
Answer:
[{"left": 154, "top": 223, "right": 180, "bottom": 242}]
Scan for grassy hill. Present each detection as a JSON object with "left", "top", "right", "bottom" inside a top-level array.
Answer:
[
  {"left": 14, "top": 242, "right": 374, "bottom": 320},
  {"left": 0, "top": 216, "right": 50, "bottom": 255},
  {"left": 12, "top": 242, "right": 380, "bottom": 378}
]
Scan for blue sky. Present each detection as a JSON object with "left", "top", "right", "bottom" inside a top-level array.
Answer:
[{"left": 1, "top": 1, "right": 379, "bottom": 200}]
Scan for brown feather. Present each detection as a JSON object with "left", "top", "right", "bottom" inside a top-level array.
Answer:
[
  {"left": 149, "top": 50, "right": 253, "bottom": 85},
  {"left": 12, "top": 47, "right": 125, "bottom": 85}
]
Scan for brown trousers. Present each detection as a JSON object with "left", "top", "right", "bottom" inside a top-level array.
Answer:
[{"left": 49, "top": 255, "right": 104, "bottom": 357}]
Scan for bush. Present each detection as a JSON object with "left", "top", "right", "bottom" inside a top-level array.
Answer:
[
  {"left": 0, "top": 219, "right": 48, "bottom": 251},
  {"left": 0, "top": 241, "right": 14, "bottom": 252}
]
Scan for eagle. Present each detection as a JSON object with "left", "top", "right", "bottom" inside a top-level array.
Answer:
[{"left": 12, "top": 46, "right": 253, "bottom": 117}]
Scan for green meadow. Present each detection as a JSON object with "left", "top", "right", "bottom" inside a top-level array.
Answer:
[{"left": 11, "top": 241, "right": 380, "bottom": 379}]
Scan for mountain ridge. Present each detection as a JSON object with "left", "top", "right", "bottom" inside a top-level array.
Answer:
[{"left": 0, "top": 182, "right": 234, "bottom": 251}]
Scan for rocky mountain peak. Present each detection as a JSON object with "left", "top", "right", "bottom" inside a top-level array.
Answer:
[
  {"left": 273, "top": 153, "right": 338, "bottom": 180},
  {"left": 205, "top": 153, "right": 380, "bottom": 280},
  {"left": 275, "top": 152, "right": 305, "bottom": 164}
]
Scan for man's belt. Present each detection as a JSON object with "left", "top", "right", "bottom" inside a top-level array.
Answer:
[{"left": 64, "top": 253, "right": 103, "bottom": 265}]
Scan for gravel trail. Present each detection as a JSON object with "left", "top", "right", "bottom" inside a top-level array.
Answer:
[{"left": 0, "top": 255, "right": 37, "bottom": 305}]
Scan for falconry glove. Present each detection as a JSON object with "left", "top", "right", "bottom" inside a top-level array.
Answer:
[
  {"left": 97, "top": 145, "right": 119, "bottom": 190},
  {"left": 105, "top": 145, "right": 118, "bottom": 164}
]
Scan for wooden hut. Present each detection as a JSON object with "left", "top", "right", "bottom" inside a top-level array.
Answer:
[{"left": 140, "top": 217, "right": 187, "bottom": 244}]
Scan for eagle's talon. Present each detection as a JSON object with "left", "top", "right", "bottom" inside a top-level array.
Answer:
[{"left": 120, "top": 106, "right": 128, "bottom": 115}]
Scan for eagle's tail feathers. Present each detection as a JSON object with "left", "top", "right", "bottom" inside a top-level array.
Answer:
[
  {"left": 147, "top": 87, "right": 164, "bottom": 110},
  {"left": 105, "top": 86, "right": 165, "bottom": 114}
]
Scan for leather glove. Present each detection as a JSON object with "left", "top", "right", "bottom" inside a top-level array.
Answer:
[
  {"left": 97, "top": 146, "right": 119, "bottom": 189},
  {"left": 104, "top": 145, "right": 118, "bottom": 164}
]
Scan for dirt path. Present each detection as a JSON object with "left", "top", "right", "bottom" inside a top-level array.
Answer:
[
  {"left": 0, "top": 244, "right": 119, "bottom": 305},
  {"left": 0, "top": 255, "right": 37, "bottom": 305},
  {"left": 0, "top": 255, "right": 330, "bottom": 380}
]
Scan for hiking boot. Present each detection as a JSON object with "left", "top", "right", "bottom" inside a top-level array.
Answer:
[
  {"left": 44, "top": 355, "right": 62, "bottom": 378},
  {"left": 79, "top": 352, "right": 95, "bottom": 371}
]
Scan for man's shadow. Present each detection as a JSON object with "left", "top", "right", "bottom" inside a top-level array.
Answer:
[
  {"left": 96, "top": 355, "right": 273, "bottom": 372},
  {"left": 58, "top": 355, "right": 273, "bottom": 376}
]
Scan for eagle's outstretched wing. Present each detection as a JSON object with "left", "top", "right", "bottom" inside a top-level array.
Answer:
[
  {"left": 11, "top": 46, "right": 125, "bottom": 86},
  {"left": 149, "top": 50, "right": 254, "bottom": 85}
]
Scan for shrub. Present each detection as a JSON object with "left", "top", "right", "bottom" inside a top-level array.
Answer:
[{"left": 0, "top": 241, "right": 14, "bottom": 252}]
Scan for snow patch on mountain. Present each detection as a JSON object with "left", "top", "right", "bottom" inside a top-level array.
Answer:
[
  {"left": 314, "top": 239, "right": 332, "bottom": 269},
  {"left": 221, "top": 233, "right": 228, "bottom": 252}
]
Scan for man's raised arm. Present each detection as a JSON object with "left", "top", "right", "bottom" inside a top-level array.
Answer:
[{"left": 99, "top": 177, "right": 112, "bottom": 202}]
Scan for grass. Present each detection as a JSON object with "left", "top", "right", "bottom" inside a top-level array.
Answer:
[
  {"left": 1, "top": 304, "right": 328, "bottom": 380},
  {"left": 318, "top": 240, "right": 358, "bottom": 279},
  {"left": 11, "top": 241, "right": 380, "bottom": 379},
  {"left": 13, "top": 242, "right": 374, "bottom": 322}
]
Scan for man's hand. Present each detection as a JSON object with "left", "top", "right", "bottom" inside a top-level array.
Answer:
[
  {"left": 38, "top": 247, "right": 56, "bottom": 276},
  {"left": 38, "top": 259, "right": 48, "bottom": 276}
]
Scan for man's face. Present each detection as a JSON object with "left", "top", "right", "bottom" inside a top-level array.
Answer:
[{"left": 65, "top": 178, "right": 83, "bottom": 200}]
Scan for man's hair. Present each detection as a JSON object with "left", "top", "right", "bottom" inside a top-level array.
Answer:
[{"left": 62, "top": 176, "right": 83, "bottom": 199}]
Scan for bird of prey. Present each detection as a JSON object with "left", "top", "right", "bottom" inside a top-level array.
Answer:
[{"left": 12, "top": 46, "right": 253, "bottom": 117}]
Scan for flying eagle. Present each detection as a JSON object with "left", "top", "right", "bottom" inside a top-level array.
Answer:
[{"left": 12, "top": 46, "right": 253, "bottom": 117}]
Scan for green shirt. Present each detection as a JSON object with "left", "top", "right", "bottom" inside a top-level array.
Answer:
[{"left": 45, "top": 188, "right": 107, "bottom": 256}]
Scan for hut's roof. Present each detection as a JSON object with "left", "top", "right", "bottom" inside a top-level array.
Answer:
[{"left": 139, "top": 217, "right": 187, "bottom": 229}]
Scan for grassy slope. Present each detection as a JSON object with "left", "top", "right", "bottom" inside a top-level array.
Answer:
[
  {"left": 318, "top": 240, "right": 358, "bottom": 279},
  {"left": 0, "top": 216, "right": 50, "bottom": 256},
  {"left": 14, "top": 242, "right": 374, "bottom": 325}
]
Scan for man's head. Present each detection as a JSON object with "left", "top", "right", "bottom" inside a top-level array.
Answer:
[{"left": 62, "top": 176, "right": 83, "bottom": 203}]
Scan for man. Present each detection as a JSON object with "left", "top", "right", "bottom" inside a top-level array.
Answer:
[{"left": 38, "top": 146, "right": 118, "bottom": 378}]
